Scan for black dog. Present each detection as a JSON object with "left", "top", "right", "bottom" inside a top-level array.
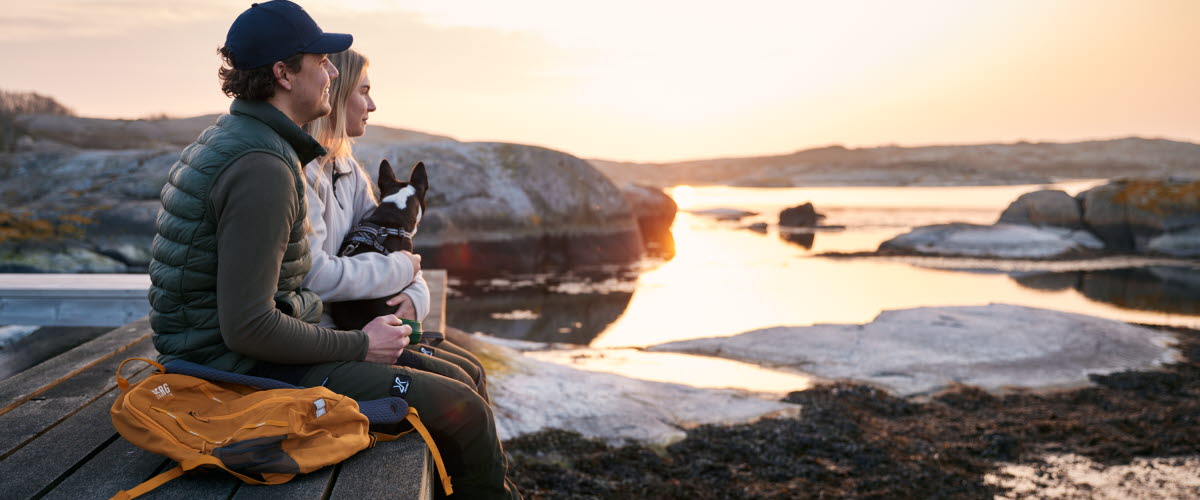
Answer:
[{"left": 328, "top": 160, "right": 428, "bottom": 330}]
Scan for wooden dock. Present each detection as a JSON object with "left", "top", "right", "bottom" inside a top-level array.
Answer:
[
  {"left": 0, "top": 274, "right": 152, "bottom": 326},
  {"left": 0, "top": 270, "right": 448, "bottom": 499}
]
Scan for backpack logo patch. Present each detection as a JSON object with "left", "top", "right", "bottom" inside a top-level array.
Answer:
[
  {"left": 390, "top": 375, "right": 412, "bottom": 397},
  {"left": 313, "top": 398, "right": 327, "bottom": 417},
  {"left": 419, "top": 346, "right": 434, "bottom": 356},
  {"left": 151, "top": 383, "right": 172, "bottom": 399}
]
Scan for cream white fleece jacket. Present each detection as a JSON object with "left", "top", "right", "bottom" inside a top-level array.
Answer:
[{"left": 301, "top": 156, "right": 430, "bottom": 326}]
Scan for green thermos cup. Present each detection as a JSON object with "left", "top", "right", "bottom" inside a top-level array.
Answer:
[{"left": 401, "top": 318, "right": 421, "bottom": 344}]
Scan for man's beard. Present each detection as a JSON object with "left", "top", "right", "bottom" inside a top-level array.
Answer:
[{"left": 301, "top": 98, "right": 333, "bottom": 125}]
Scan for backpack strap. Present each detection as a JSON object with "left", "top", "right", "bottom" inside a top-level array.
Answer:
[
  {"left": 109, "top": 465, "right": 183, "bottom": 500},
  {"left": 372, "top": 407, "right": 453, "bottom": 496},
  {"left": 163, "top": 360, "right": 301, "bottom": 390},
  {"left": 116, "top": 357, "right": 165, "bottom": 392},
  {"left": 109, "top": 454, "right": 280, "bottom": 500}
]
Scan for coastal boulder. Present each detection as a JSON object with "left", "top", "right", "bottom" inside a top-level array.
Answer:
[
  {"left": 778, "top": 202, "right": 824, "bottom": 227},
  {"left": 1078, "top": 178, "right": 1200, "bottom": 254},
  {"left": 998, "top": 189, "right": 1082, "bottom": 229},
  {"left": 648, "top": 304, "right": 1179, "bottom": 396},
  {"left": 354, "top": 141, "right": 644, "bottom": 276},
  {"left": 619, "top": 183, "right": 677, "bottom": 258},
  {"left": 878, "top": 223, "right": 1103, "bottom": 258}
]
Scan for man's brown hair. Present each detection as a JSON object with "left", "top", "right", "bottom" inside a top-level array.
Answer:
[{"left": 217, "top": 47, "right": 304, "bottom": 101}]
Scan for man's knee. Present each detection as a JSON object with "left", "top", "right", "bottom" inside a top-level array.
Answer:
[{"left": 409, "top": 372, "right": 493, "bottom": 434}]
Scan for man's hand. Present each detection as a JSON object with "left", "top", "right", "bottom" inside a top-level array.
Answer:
[
  {"left": 398, "top": 250, "right": 421, "bottom": 275},
  {"left": 361, "top": 314, "right": 411, "bottom": 363},
  {"left": 386, "top": 293, "right": 417, "bottom": 320}
]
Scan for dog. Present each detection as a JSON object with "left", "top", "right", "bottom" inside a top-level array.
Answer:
[{"left": 328, "top": 160, "right": 428, "bottom": 331}]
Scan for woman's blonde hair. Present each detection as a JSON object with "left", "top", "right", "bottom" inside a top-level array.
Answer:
[{"left": 305, "top": 49, "right": 369, "bottom": 164}]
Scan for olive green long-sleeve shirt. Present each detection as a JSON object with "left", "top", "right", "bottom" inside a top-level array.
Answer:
[{"left": 211, "top": 152, "right": 369, "bottom": 365}]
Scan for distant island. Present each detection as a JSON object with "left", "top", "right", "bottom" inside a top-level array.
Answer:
[{"left": 589, "top": 139, "right": 1200, "bottom": 188}]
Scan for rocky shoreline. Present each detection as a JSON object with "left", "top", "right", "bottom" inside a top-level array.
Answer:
[
  {"left": 0, "top": 109, "right": 678, "bottom": 276},
  {"left": 877, "top": 178, "right": 1200, "bottom": 260},
  {"left": 502, "top": 324, "right": 1200, "bottom": 499}
]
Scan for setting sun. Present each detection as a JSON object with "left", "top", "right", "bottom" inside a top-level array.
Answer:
[{"left": 668, "top": 185, "right": 696, "bottom": 210}]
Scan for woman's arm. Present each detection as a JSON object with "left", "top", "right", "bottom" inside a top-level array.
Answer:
[{"left": 302, "top": 159, "right": 416, "bottom": 301}]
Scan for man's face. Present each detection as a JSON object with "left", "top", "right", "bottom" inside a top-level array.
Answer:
[{"left": 291, "top": 53, "right": 339, "bottom": 123}]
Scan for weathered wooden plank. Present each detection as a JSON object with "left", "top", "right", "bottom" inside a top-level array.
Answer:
[
  {"left": 329, "top": 434, "right": 433, "bottom": 500},
  {"left": 137, "top": 467, "right": 242, "bottom": 500},
  {"left": 42, "top": 437, "right": 168, "bottom": 500},
  {"left": 0, "top": 326, "right": 112, "bottom": 380},
  {"left": 0, "top": 337, "right": 155, "bottom": 458},
  {"left": 1, "top": 270, "right": 447, "bottom": 498},
  {"left": 0, "top": 389, "right": 129, "bottom": 498},
  {"left": 0, "top": 273, "right": 150, "bottom": 297},
  {"left": 0, "top": 317, "right": 150, "bottom": 417},
  {"left": 230, "top": 465, "right": 336, "bottom": 500}
]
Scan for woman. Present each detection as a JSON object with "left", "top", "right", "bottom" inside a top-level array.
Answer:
[
  {"left": 302, "top": 49, "right": 489, "bottom": 402},
  {"left": 301, "top": 49, "right": 516, "bottom": 499}
]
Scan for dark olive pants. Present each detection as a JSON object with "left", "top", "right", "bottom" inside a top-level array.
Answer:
[
  {"left": 400, "top": 340, "right": 490, "bottom": 403},
  {"left": 292, "top": 360, "right": 519, "bottom": 500}
]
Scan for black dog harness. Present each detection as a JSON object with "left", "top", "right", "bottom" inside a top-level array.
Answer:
[{"left": 338, "top": 222, "right": 414, "bottom": 256}]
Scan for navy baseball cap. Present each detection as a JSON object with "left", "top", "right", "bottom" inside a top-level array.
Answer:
[{"left": 224, "top": 0, "right": 353, "bottom": 69}]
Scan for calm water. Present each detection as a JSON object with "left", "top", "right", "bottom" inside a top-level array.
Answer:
[{"left": 449, "top": 180, "right": 1200, "bottom": 391}]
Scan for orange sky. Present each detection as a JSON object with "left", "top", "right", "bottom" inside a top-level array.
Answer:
[{"left": 3, "top": 0, "right": 1198, "bottom": 162}]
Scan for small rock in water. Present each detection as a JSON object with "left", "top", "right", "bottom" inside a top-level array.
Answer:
[{"left": 778, "top": 202, "right": 825, "bottom": 227}]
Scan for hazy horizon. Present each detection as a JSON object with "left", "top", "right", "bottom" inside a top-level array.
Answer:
[{"left": 4, "top": 0, "right": 1199, "bottom": 163}]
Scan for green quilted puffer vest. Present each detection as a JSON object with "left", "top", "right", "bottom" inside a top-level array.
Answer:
[{"left": 148, "top": 99, "right": 326, "bottom": 373}]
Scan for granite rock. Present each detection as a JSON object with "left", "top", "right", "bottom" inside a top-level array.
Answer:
[
  {"left": 879, "top": 223, "right": 1104, "bottom": 258},
  {"left": 998, "top": 189, "right": 1083, "bottom": 229},
  {"left": 649, "top": 304, "right": 1179, "bottom": 396},
  {"left": 355, "top": 141, "right": 644, "bottom": 276}
]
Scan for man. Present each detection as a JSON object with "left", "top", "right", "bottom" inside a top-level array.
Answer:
[{"left": 147, "top": 2, "right": 519, "bottom": 497}]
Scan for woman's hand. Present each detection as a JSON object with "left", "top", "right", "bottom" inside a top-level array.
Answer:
[
  {"left": 387, "top": 293, "right": 417, "bottom": 320},
  {"left": 397, "top": 250, "right": 421, "bottom": 275},
  {"left": 361, "top": 314, "right": 411, "bottom": 363}
]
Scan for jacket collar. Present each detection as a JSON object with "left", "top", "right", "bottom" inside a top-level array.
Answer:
[
  {"left": 230, "top": 98, "right": 327, "bottom": 165},
  {"left": 319, "top": 155, "right": 354, "bottom": 176}
]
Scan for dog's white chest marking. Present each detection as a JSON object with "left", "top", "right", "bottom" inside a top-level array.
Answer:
[{"left": 381, "top": 186, "right": 416, "bottom": 210}]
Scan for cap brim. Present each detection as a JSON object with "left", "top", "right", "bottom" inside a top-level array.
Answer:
[{"left": 303, "top": 32, "right": 353, "bottom": 55}]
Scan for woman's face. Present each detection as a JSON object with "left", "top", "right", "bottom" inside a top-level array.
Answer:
[{"left": 343, "top": 69, "right": 376, "bottom": 138}]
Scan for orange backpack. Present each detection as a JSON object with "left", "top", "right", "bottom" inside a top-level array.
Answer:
[{"left": 109, "top": 358, "right": 452, "bottom": 499}]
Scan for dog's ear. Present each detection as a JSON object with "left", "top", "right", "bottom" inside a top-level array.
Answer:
[
  {"left": 409, "top": 162, "right": 428, "bottom": 199},
  {"left": 378, "top": 159, "right": 401, "bottom": 191}
]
